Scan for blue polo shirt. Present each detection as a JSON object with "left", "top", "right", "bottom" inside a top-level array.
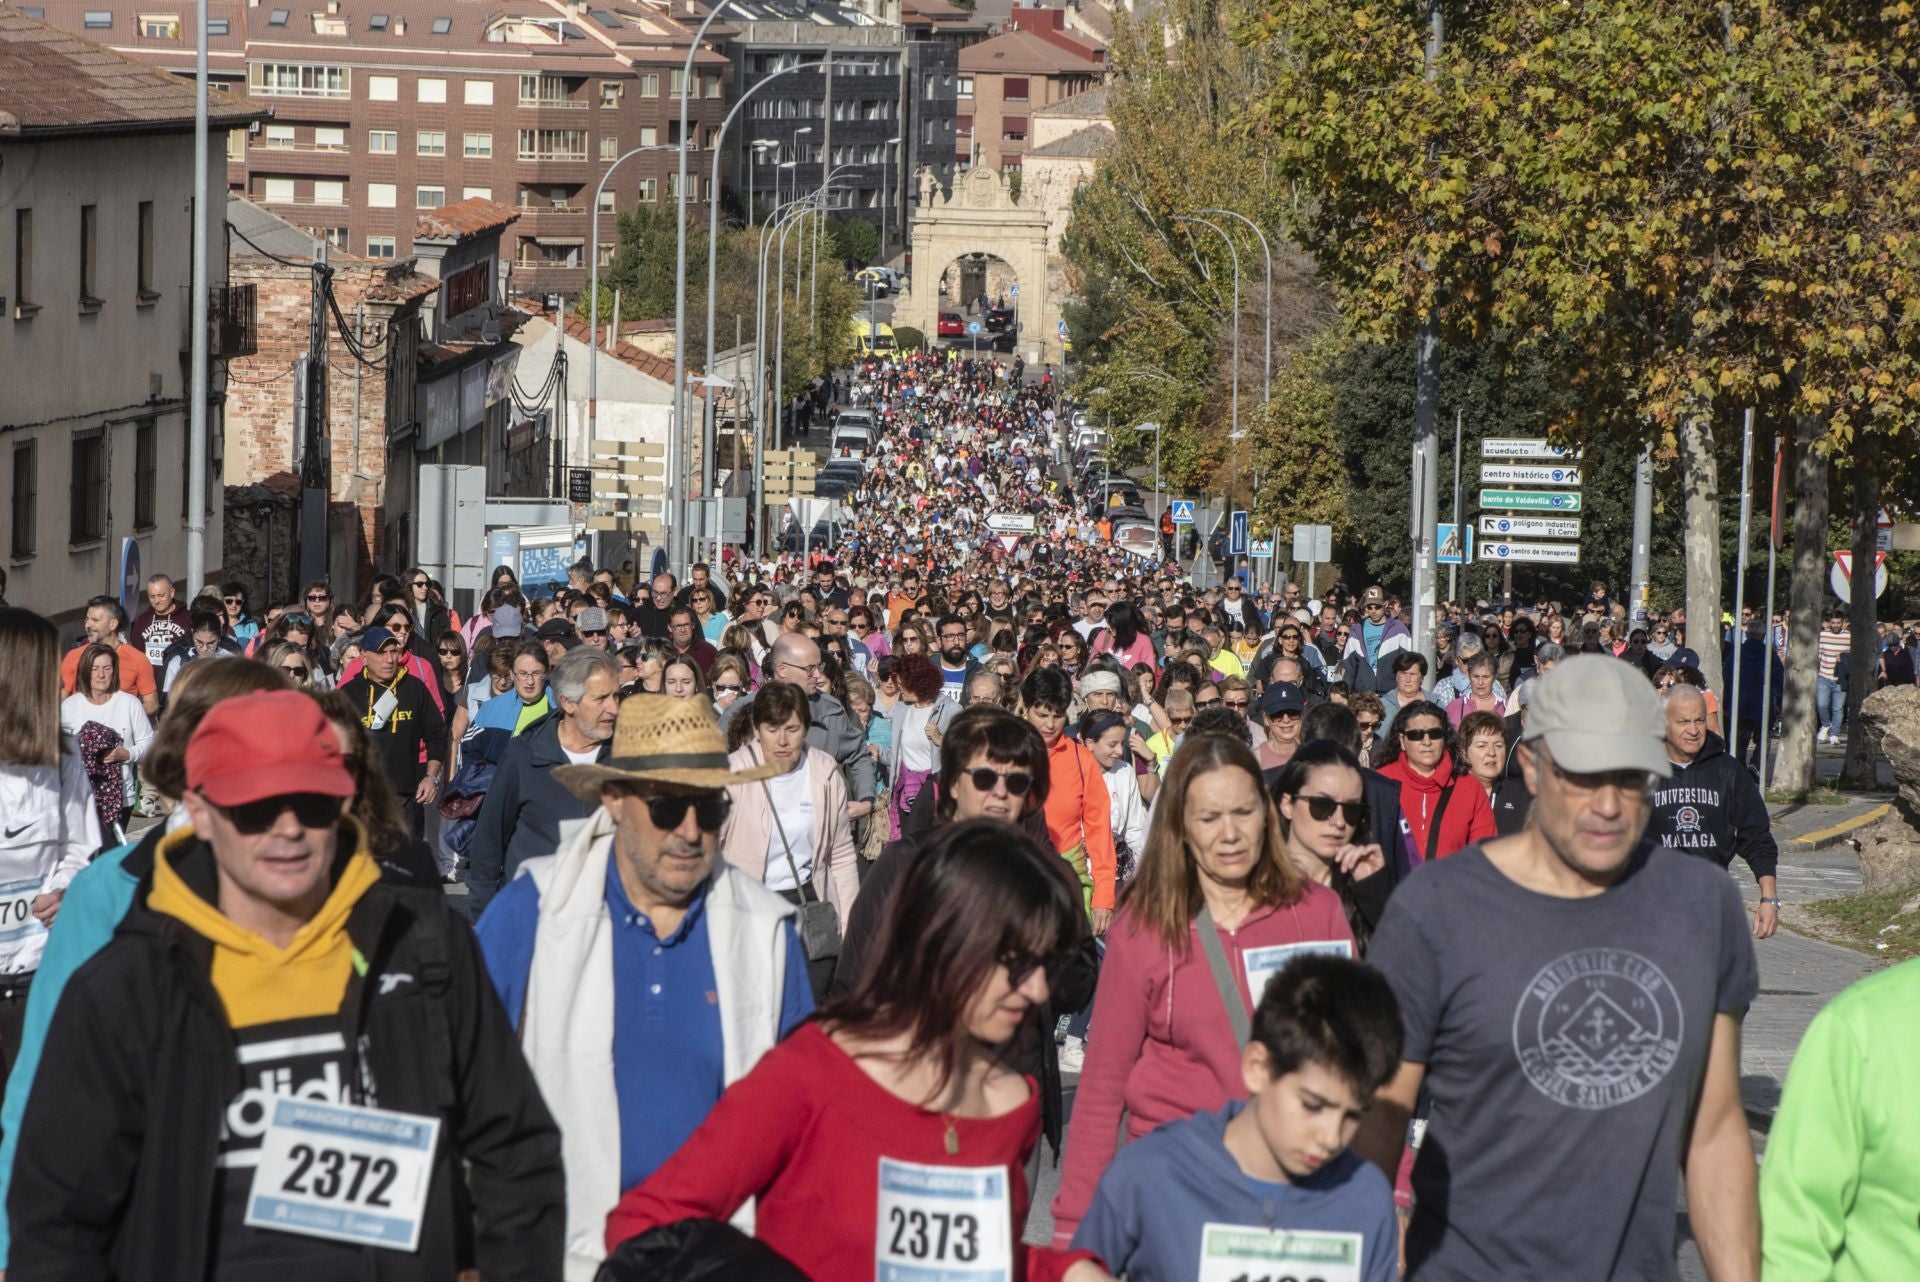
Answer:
[{"left": 476, "top": 859, "right": 814, "bottom": 1189}]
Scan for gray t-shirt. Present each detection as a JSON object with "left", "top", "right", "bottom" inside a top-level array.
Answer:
[{"left": 1368, "top": 841, "right": 1758, "bottom": 1281}]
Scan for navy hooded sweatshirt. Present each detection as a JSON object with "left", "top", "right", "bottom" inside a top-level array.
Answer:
[{"left": 1649, "top": 733, "right": 1779, "bottom": 883}]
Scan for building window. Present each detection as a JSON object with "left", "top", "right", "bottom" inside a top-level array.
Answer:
[
  {"left": 598, "top": 189, "right": 615, "bottom": 213},
  {"left": 313, "top": 180, "right": 345, "bottom": 205},
  {"left": 307, "top": 226, "right": 348, "bottom": 249},
  {"left": 369, "top": 129, "right": 398, "bottom": 153},
  {"left": 598, "top": 244, "right": 614, "bottom": 268},
  {"left": 638, "top": 125, "right": 657, "bottom": 147},
  {"left": 957, "top": 75, "right": 973, "bottom": 98},
  {"left": 701, "top": 73, "right": 722, "bottom": 98},
  {"left": 367, "top": 182, "right": 397, "bottom": 208},
  {"left": 79, "top": 205, "right": 99, "bottom": 306},
  {"left": 669, "top": 68, "right": 685, "bottom": 95},
  {"left": 636, "top": 73, "right": 659, "bottom": 96},
  {"left": 314, "top": 125, "right": 345, "bottom": 149},
  {"left": 369, "top": 12, "right": 387, "bottom": 29},
  {"left": 83, "top": 10, "right": 110, "bottom": 27},
  {"left": 637, "top": 177, "right": 658, "bottom": 202},
  {"left": 10, "top": 442, "right": 35, "bottom": 558},
  {"left": 418, "top": 78, "right": 447, "bottom": 103},
  {"left": 137, "top": 201, "right": 156, "bottom": 299},
  {"left": 367, "top": 235, "right": 397, "bottom": 258},
  {"left": 268, "top": 7, "right": 288, "bottom": 23},
  {"left": 416, "top": 186, "right": 446, "bottom": 209},
  {"left": 207, "top": 18, "right": 228, "bottom": 34},
  {"left": 369, "top": 74, "right": 398, "bottom": 101},
  {"left": 464, "top": 132, "right": 493, "bottom": 157},
  {"left": 600, "top": 81, "right": 620, "bottom": 106},
  {"left": 1004, "top": 77, "right": 1029, "bottom": 101},
  {"left": 264, "top": 123, "right": 296, "bottom": 147},
  {"left": 519, "top": 74, "right": 581, "bottom": 107},
  {"left": 228, "top": 129, "right": 245, "bottom": 160},
  {"left": 518, "top": 129, "right": 587, "bottom": 160},
  {"left": 463, "top": 186, "right": 493, "bottom": 201},
  {"left": 262, "top": 177, "right": 295, "bottom": 203},
  {"left": 311, "top": 13, "right": 346, "bottom": 34},
  {"left": 431, "top": 15, "right": 451, "bottom": 33},
  {"left": 1002, "top": 117, "right": 1027, "bottom": 141},
  {"left": 417, "top": 130, "right": 446, "bottom": 155},
  {"left": 139, "top": 13, "right": 180, "bottom": 37},
  {"left": 70, "top": 433, "right": 106, "bottom": 545},
  {"left": 250, "top": 62, "right": 349, "bottom": 98},
  {"left": 134, "top": 420, "right": 157, "bottom": 530},
  {"left": 599, "top": 135, "right": 616, "bottom": 161},
  {"left": 464, "top": 78, "right": 493, "bottom": 105}
]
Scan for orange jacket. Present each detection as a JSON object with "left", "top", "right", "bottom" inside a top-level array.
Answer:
[{"left": 1044, "top": 734, "right": 1116, "bottom": 911}]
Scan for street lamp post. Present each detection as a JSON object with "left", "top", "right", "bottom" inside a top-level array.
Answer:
[
  {"left": 753, "top": 197, "right": 821, "bottom": 558},
  {"left": 1196, "top": 207, "right": 1272, "bottom": 404},
  {"left": 778, "top": 159, "right": 798, "bottom": 207},
  {"left": 747, "top": 139, "right": 778, "bottom": 225},
  {"left": 1135, "top": 421, "right": 1161, "bottom": 520},
  {"left": 587, "top": 144, "right": 679, "bottom": 458},
  {"left": 880, "top": 133, "right": 901, "bottom": 265},
  {"left": 1173, "top": 214, "right": 1240, "bottom": 444}
]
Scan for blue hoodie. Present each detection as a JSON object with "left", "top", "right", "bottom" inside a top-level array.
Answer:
[{"left": 1072, "top": 1101, "right": 1397, "bottom": 1282}]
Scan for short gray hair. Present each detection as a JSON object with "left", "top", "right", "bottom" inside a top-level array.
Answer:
[{"left": 551, "top": 647, "right": 620, "bottom": 704}]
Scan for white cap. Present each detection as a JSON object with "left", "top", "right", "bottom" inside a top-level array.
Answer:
[{"left": 1520, "top": 655, "right": 1670, "bottom": 777}]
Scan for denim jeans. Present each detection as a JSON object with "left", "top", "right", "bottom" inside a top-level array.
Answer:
[{"left": 1817, "top": 675, "right": 1846, "bottom": 734}]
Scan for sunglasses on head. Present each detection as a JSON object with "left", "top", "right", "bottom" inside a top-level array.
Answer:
[
  {"left": 966, "top": 766, "right": 1034, "bottom": 797},
  {"left": 212, "top": 792, "right": 340, "bottom": 834},
  {"left": 1292, "top": 794, "right": 1368, "bottom": 827},
  {"left": 644, "top": 793, "right": 732, "bottom": 832},
  {"left": 1402, "top": 726, "right": 1448, "bottom": 742}
]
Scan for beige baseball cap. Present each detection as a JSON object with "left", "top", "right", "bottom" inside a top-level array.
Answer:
[{"left": 1520, "top": 654, "right": 1671, "bottom": 777}]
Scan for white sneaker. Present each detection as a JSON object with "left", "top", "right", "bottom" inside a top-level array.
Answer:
[
  {"left": 1817, "top": 728, "right": 1829, "bottom": 744},
  {"left": 1058, "top": 1036, "right": 1086, "bottom": 1073}
]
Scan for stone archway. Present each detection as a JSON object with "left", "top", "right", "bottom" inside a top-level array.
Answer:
[{"left": 900, "top": 166, "right": 1059, "bottom": 364}]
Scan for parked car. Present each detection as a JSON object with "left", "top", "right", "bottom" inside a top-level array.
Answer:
[
  {"left": 938, "top": 311, "right": 964, "bottom": 338},
  {"left": 985, "top": 306, "right": 1016, "bottom": 333},
  {"left": 853, "top": 268, "right": 891, "bottom": 297}
]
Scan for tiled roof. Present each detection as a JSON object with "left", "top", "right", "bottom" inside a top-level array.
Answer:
[
  {"left": 560, "top": 312, "right": 706, "bottom": 397},
  {"left": 1024, "top": 122, "right": 1111, "bottom": 159},
  {"left": 414, "top": 198, "right": 522, "bottom": 241},
  {"left": 958, "top": 29, "right": 1100, "bottom": 75},
  {"left": 0, "top": 9, "right": 261, "bottom": 136},
  {"left": 1033, "top": 82, "right": 1108, "bottom": 117}
]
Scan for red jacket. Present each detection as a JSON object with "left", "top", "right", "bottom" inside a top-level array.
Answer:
[{"left": 1376, "top": 753, "right": 1495, "bottom": 860}]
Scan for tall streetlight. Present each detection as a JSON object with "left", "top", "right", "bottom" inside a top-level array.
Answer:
[
  {"left": 1135, "top": 421, "right": 1161, "bottom": 519},
  {"left": 187, "top": 0, "right": 210, "bottom": 590},
  {"left": 880, "top": 133, "right": 902, "bottom": 264},
  {"left": 1195, "top": 207, "right": 1272, "bottom": 404},
  {"left": 753, "top": 197, "right": 824, "bottom": 557},
  {"left": 778, "top": 159, "right": 799, "bottom": 206},
  {"left": 747, "top": 139, "right": 778, "bottom": 224},
  {"left": 587, "top": 144, "right": 679, "bottom": 454},
  {"left": 1172, "top": 214, "right": 1240, "bottom": 443}
]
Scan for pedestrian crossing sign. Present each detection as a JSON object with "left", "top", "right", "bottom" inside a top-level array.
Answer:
[{"left": 1170, "top": 500, "right": 1196, "bottom": 526}]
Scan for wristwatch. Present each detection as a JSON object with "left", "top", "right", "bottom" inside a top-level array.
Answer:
[{"left": 1758, "top": 897, "right": 1782, "bottom": 906}]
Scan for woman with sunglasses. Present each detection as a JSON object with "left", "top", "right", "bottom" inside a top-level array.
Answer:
[
  {"left": 689, "top": 585, "right": 729, "bottom": 644},
  {"left": 256, "top": 639, "right": 315, "bottom": 689},
  {"left": 707, "top": 654, "right": 751, "bottom": 714},
  {"left": 1050, "top": 734, "right": 1352, "bottom": 1248},
  {"left": 434, "top": 631, "right": 470, "bottom": 712},
  {"left": 401, "top": 566, "right": 453, "bottom": 650},
  {"left": 1375, "top": 700, "right": 1495, "bottom": 862},
  {"left": 1272, "top": 741, "right": 1391, "bottom": 950},
  {"left": 216, "top": 581, "right": 259, "bottom": 645},
  {"left": 606, "top": 818, "right": 1113, "bottom": 1282}
]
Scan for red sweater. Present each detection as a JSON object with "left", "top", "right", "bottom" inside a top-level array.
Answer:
[
  {"left": 1375, "top": 754, "right": 1495, "bottom": 860},
  {"left": 1049, "top": 886, "right": 1354, "bottom": 1246},
  {"left": 606, "top": 1023, "right": 1099, "bottom": 1282}
]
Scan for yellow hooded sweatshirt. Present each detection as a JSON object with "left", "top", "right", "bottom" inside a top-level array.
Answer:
[{"left": 148, "top": 823, "right": 382, "bottom": 1029}]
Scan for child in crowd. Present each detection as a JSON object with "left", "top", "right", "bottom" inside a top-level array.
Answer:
[{"left": 1072, "top": 954, "right": 1403, "bottom": 1282}]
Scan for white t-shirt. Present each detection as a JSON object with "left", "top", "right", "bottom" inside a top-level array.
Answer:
[
  {"left": 59, "top": 690, "right": 154, "bottom": 804},
  {"left": 761, "top": 757, "right": 815, "bottom": 891},
  {"left": 561, "top": 743, "right": 601, "bottom": 765}
]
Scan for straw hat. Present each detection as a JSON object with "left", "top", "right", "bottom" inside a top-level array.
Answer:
[{"left": 553, "top": 694, "right": 781, "bottom": 802}]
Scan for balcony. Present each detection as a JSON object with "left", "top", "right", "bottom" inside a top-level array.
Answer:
[
  {"left": 517, "top": 95, "right": 588, "bottom": 110},
  {"left": 183, "top": 284, "right": 257, "bottom": 358}
]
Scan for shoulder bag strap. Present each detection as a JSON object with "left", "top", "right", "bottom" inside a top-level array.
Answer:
[
  {"left": 1425, "top": 781, "right": 1457, "bottom": 864},
  {"left": 1194, "top": 904, "right": 1251, "bottom": 1051},
  {"left": 760, "top": 774, "right": 816, "bottom": 904}
]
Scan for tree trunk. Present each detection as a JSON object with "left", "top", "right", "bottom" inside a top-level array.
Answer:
[
  {"left": 1840, "top": 439, "right": 1882, "bottom": 788},
  {"left": 1680, "top": 415, "right": 1725, "bottom": 705},
  {"left": 1772, "top": 418, "right": 1831, "bottom": 794}
]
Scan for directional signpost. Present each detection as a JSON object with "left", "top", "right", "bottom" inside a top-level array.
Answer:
[
  {"left": 1481, "top": 438, "right": 1584, "bottom": 461},
  {"left": 1292, "top": 522, "right": 1333, "bottom": 600},
  {"left": 1479, "top": 490, "right": 1583, "bottom": 512},
  {"left": 586, "top": 441, "right": 666, "bottom": 538},
  {"left": 1478, "top": 463, "right": 1583, "bottom": 487},
  {"left": 1481, "top": 540, "right": 1581, "bottom": 564},
  {"left": 987, "top": 512, "right": 1037, "bottom": 534},
  {"left": 1476, "top": 438, "right": 1582, "bottom": 585},
  {"left": 1479, "top": 515, "right": 1582, "bottom": 540}
]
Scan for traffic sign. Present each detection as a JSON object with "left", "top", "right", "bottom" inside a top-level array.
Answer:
[
  {"left": 1057, "top": 320, "right": 1069, "bottom": 338},
  {"left": 995, "top": 534, "right": 1022, "bottom": 554},
  {"left": 1481, "top": 438, "right": 1583, "bottom": 461},
  {"left": 1479, "top": 463, "right": 1582, "bottom": 487},
  {"left": 1229, "top": 510, "right": 1250, "bottom": 557},
  {"left": 1436, "top": 523, "right": 1473, "bottom": 565},
  {"left": 1291, "top": 523, "right": 1333, "bottom": 563},
  {"left": 1479, "top": 514, "right": 1581, "bottom": 540},
  {"left": 967, "top": 320, "right": 982, "bottom": 335},
  {"left": 1877, "top": 508, "right": 1894, "bottom": 553},
  {"left": 987, "top": 512, "right": 1036, "bottom": 533},
  {"left": 1169, "top": 499, "right": 1196, "bottom": 526},
  {"left": 1480, "top": 540, "right": 1581, "bottom": 564},
  {"left": 1009, "top": 284, "right": 1019, "bottom": 299},
  {"left": 1250, "top": 539, "right": 1275, "bottom": 559},
  {"left": 1832, "top": 551, "right": 1889, "bottom": 602},
  {"left": 1479, "top": 489, "right": 1583, "bottom": 512}
]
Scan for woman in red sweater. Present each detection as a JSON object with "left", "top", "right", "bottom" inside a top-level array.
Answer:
[
  {"left": 1374, "top": 699, "right": 1496, "bottom": 861},
  {"left": 605, "top": 818, "right": 1116, "bottom": 1282},
  {"left": 1049, "top": 734, "right": 1354, "bottom": 1247}
]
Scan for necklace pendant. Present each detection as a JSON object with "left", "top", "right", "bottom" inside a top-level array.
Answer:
[{"left": 944, "top": 1121, "right": 959, "bottom": 1156}]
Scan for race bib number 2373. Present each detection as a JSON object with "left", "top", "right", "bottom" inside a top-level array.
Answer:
[{"left": 875, "top": 1157, "right": 1012, "bottom": 1282}]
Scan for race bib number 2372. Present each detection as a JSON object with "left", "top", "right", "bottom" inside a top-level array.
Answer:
[{"left": 245, "top": 1097, "right": 441, "bottom": 1252}]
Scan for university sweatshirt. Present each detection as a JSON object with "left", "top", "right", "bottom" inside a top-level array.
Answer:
[
  {"left": 1074, "top": 1102, "right": 1398, "bottom": 1282},
  {"left": 1760, "top": 958, "right": 1920, "bottom": 1282},
  {"left": 1050, "top": 890, "right": 1355, "bottom": 1246},
  {"left": 1375, "top": 755, "right": 1494, "bottom": 862},
  {"left": 1649, "top": 737, "right": 1778, "bottom": 882}
]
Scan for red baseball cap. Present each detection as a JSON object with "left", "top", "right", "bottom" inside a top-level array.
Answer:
[{"left": 186, "top": 691, "right": 355, "bottom": 806}]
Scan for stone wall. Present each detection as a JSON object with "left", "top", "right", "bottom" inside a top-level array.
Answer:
[{"left": 1851, "top": 684, "right": 1920, "bottom": 894}]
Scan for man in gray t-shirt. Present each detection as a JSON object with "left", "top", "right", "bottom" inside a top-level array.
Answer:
[{"left": 1361, "top": 655, "right": 1761, "bottom": 1281}]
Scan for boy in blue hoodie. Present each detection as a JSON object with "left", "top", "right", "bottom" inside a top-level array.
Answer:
[{"left": 1073, "top": 954, "right": 1403, "bottom": 1282}]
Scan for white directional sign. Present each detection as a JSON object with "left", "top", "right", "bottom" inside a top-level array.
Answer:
[
  {"left": 1479, "top": 463, "right": 1583, "bottom": 487},
  {"left": 1478, "top": 514, "right": 1582, "bottom": 540},
  {"left": 987, "top": 512, "right": 1037, "bottom": 534},
  {"left": 1481, "top": 438, "right": 1584, "bottom": 461},
  {"left": 1480, "top": 539, "right": 1582, "bottom": 564}
]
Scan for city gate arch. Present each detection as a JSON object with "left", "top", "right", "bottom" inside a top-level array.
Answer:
[{"left": 899, "top": 166, "right": 1060, "bottom": 364}]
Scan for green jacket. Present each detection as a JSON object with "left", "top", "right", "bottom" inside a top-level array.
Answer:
[{"left": 1760, "top": 957, "right": 1920, "bottom": 1281}]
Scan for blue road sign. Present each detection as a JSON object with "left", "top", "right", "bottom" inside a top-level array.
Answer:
[
  {"left": 1436, "top": 522, "right": 1473, "bottom": 565},
  {"left": 1170, "top": 500, "right": 1196, "bottom": 525},
  {"left": 1229, "top": 510, "right": 1250, "bottom": 557},
  {"left": 1009, "top": 283, "right": 1019, "bottom": 299},
  {"left": 966, "top": 320, "right": 982, "bottom": 335},
  {"left": 1057, "top": 319, "right": 1069, "bottom": 337}
]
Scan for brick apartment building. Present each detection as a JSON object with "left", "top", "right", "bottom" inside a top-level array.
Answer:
[
  {"left": 25, "top": 0, "right": 729, "bottom": 298},
  {"left": 956, "top": 3, "right": 1101, "bottom": 176}
]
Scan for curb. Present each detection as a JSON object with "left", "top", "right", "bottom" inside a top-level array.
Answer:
[{"left": 1789, "top": 803, "right": 1891, "bottom": 850}]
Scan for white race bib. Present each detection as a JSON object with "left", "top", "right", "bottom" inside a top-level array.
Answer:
[
  {"left": 1196, "top": 1223, "right": 1364, "bottom": 1282},
  {"left": 875, "top": 1157, "right": 1012, "bottom": 1282},
  {"left": 0, "top": 879, "right": 47, "bottom": 946},
  {"left": 1243, "top": 940, "right": 1353, "bottom": 1007},
  {"left": 245, "top": 1097, "right": 442, "bottom": 1252}
]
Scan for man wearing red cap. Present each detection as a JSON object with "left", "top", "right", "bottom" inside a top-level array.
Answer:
[{"left": 9, "top": 690, "right": 563, "bottom": 1280}]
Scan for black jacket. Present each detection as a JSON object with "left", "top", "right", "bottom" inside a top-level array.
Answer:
[
  {"left": 9, "top": 834, "right": 564, "bottom": 1281},
  {"left": 1647, "top": 734, "right": 1778, "bottom": 882},
  {"left": 339, "top": 671, "right": 449, "bottom": 797},
  {"left": 465, "top": 710, "right": 608, "bottom": 920}
]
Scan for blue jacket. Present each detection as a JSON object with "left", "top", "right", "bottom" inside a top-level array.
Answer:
[{"left": 464, "top": 712, "right": 608, "bottom": 921}]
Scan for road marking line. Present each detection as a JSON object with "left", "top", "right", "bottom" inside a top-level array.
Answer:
[{"left": 1791, "top": 803, "right": 1890, "bottom": 846}]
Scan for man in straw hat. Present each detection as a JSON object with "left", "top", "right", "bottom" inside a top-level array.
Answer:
[
  {"left": 1356, "top": 655, "right": 1760, "bottom": 1280},
  {"left": 475, "top": 694, "right": 815, "bottom": 1280}
]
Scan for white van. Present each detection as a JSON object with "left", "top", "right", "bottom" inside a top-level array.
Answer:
[{"left": 831, "top": 423, "right": 871, "bottom": 460}]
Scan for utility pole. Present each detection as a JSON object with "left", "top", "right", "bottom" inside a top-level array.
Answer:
[
  {"left": 1409, "top": 0, "right": 1443, "bottom": 658},
  {"left": 187, "top": 0, "right": 210, "bottom": 591},
  {"left": 1448, "top": 407, "right": 1461, "bottom": 604},
  {"left": 1630, "top": 443, "right": 1654, "bottom": 626},
  {"left": 299, "top": 239, "right": 330, "bottom": 588}
]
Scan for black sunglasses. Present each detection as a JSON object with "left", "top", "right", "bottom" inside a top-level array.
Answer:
[
  {"left": 438, "top": 646, "right": 463, "bottom": 656},
  {"left": 998, "top": 945, "right": 1071, "bottom": 989},
  {"left": 966, "top": 766, "right": 1034, "bottom": 797},
  {"left": 645, "top": 793, "right": 732, "bottom": 833},
  {"left": 213, "top": 793, "right": 340, "bottom": 834},
  {"left": 1292, "top": 794, "right": 1368, "bottom": 827},
  {"left": 1402, "top": 727, "right": 1448, "bottom": 742}
]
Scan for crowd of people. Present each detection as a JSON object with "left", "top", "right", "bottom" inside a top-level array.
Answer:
[{"left": 0, "top": 353, "right": 1910, "bottom": 1280}]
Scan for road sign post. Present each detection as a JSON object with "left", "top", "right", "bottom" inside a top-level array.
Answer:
[
  {"left": 1479, "top": 438, "right": 1584, "bottom": 461},
  {"left": 1229, "top": 510, "right": 1249, "bottom": 560},
  {"left": 1478, "top": 463, "right": 1583, "bottom": 487},
  {"left": 1478, "top": 490, "right": 1584, "bottom": 512},
  {"left": 1169, "top": 499, "right": 1196, "bottom": 525},
  {"left": 1477, "top": 515, "right": 1582, "bottom": 540},
  {"left": 1479, "top": 540, "right": 1581, "bottom": 564},
  {"left": 1436, "top": 523, "right": 1473, "bottom": 565},
  {"left": 1291, "top": 522, "right": 1332, "bottom": 600}
]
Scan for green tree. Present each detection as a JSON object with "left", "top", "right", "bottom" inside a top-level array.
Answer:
[{"left": 829, "top": 217, "right": 880, "bottom": 267}]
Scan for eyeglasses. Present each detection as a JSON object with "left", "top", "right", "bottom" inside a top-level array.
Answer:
[
  {"left": 965, "top": 766, "right": 1034, "bottom": 797},
  {"left": 411, "top": 579, "right": 429, "bottom": 589},
  {"left": 582, "top": 629, "right": 609, "bottom": 639},
  {"left": 1194, "top": 695, "right": 1221, "bottom": 708},
  {"left": 1292, "top": 794, "right": 1368, "bottom": 827},
  {"left": 643, "top": 792, "right": 732, "bottom": 833},
  {"left": 778, "top": 660, "right": 823, "bottom": 676},
  {"left": 1223, "top": 698, "right": 1250, "bottom": 711},
  {"left": 223, "top": 596, "right": 243, "bottom": 605},
  {"left": 1401, "top": 727, "right": 1448, "bottom": 742},
  {"left": 305, "top": 593, "right": 331, "bottom": 603},
  {"left": 1168, "top": 714, "right": 1194, "bottom": 728},
  {"left": 211, "top": 792, "right": 340, "bottom": 834},
  {"left": 438, "top": 646, "right": 463, "bottom": 657},
  {"left": 1356, "top": 718, "right": 1382, "bottom": 733},
  {"left": 713, "top": 682, "right": 745, "bottom": 695},
  {"left": 278, "top": 663, "right": 311, "bottom": 678},
  {"left": 998, "top": 945, "right": 1069, "bottom": 989}
]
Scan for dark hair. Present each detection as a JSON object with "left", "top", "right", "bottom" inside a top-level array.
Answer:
[
  {"left": 190, "top": 609, "right": 226, "bottom": 638},
  {"left": 1458, "top": 709, "right": 1506, "bottom": 750},
  {"left": 310, "top": 689, "right": 409, "bottom": 860},
  {"left": 217, "top": 581, "right": 249, "bottom": 610},
  {"left": 1106, "top": 601, "right": 1143, "bottom": 649},
  {"left": 0, "top": 608, "right": 62, "bottom": 768},
  {"left": 85, "top": 594, "right": 128, "bottom": 629},
  {"left": 143, "top": 659, "right": 290, "bottom": 798},
  {"left": 75, "top": 641, "right": 120, "bottom": 693},
  {"left": 892, "top": 652, "right": 944, "bottom": 704},
  {"left": 1375, "top": 699, "right": 1455, "bottom": 768},
  {"left": 1189, "top": 707, "right": 1251, "bottom": 745},
  {"left": 1300, "top": 702, "right": 1361, "bottom": 757},
  {"left": 817, "top": 818, "right": 1084, "bottom": 1102},
  {"left": 1390, "top": 650, "right": 1430, "bottom": 678},
  {"left": 936, "top": 706, "right": 1050, "bottom": 820},
  {"left": 747, "top": 680, "right": 812, "bottom": 733},
  {"left": 1019, "top": 665, "right": 1073, "bottom": 713},
  {"left": 1271, "top": 740, "right": 1366, "bottom": 842},
  {"left": 1249, "top": 953, "right": 1404, "bottom": 1098}
]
